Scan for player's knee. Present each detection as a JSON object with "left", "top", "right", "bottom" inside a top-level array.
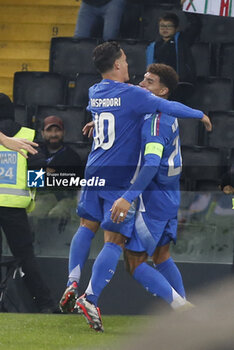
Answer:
[
  {"left": 104, "top": 231, "right": 126, "bottom": 249},
  {"left": 124, "top": 249, "right": 148, "bottom": 275},
  {"left": 153, "top": 255, "right": 169, "bottom": 265},
  {"left": 152, "top": 244, "right": 171, "bottom": 265},
  {"left": 80, "top": 217, "right": 99, "bottom": 234}
]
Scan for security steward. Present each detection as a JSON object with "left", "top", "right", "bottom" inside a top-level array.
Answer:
[{"left": 0, "top": 93, "right": 56, "bottom": 312}]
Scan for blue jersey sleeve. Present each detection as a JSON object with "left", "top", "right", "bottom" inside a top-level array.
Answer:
[
  {"left": 122, "top": 114, "right": 167, "bottom": 203},
  {"left": 157, "top": 98, "right": 204, "bottom": 119},
  {"left": 129, "top": 85, "right": 204, "bottom": 119},
  {"left": 122, "top": 113, "right": 176, "bottom": 203},
  {"left": 122, "top": 153, "right": 161, "bottom": 204}
]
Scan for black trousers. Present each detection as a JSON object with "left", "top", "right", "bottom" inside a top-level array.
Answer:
[{"left": 0, "top": 207, "right": 54, "bottom": 311}]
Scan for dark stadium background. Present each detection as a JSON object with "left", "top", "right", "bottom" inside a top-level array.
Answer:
[{"left": 0, "top": 0, "right": 233, "bottom": 314}]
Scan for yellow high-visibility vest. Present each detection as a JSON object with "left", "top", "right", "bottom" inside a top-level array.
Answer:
[{"left": 0, "top": 127, "right": 35, "bottom": 208}]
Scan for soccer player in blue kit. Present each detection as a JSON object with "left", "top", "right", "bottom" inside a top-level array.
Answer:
[
  {"left": 59, "top": 42, "right": 212, "bottom": 331},
  {"left": 112, "top": 63, "right": 189, "bottom": 309}
]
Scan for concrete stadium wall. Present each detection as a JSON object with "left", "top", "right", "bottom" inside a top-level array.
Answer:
[
  {"left": 38, "top": 257, "right": 234, "bottom": 315},
  {"left": 1, "top": 256, "right": 233, "bottom": 314}
]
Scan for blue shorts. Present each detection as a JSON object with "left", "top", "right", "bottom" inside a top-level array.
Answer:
[
  {"left": 125, "top": 211, "right": 178, "bottom": 256},
  {"left": 77, "top": 188, "right": 136, "bottom": 238}
]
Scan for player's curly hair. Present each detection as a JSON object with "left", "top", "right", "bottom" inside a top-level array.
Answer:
[
  {"left": 92, "top": 41, "right": 122, "bottom": 74},
  {"left": 147, "top": 63, "right": 179, "bottom": 95}
]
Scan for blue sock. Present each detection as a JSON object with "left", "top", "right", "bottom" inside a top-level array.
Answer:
[
  {"left": 133, "top": 262, "right": 175, "bottom": 304},
  {"left": 85, "top": 242, "right": 122, "bottom": 306},
  {"left": 68, "top": 226, "right": 95, "bottom": 286},
  {"left": 155, "top": 257, "right": 186, "bottom": 298}
]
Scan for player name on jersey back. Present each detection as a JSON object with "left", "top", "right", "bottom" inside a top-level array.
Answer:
[{"left": 90, "top": 97, "right": 121, "bottom": 108}]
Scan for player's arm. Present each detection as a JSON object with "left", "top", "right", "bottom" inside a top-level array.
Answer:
[
  {"left": 0, "top": 132, "right": 38, "bottom": 158},
  {"left": 154, "top": 97, "right": 212, "bottom": 131},
  {"left": 133, "top": 87, "right": 212, "bottom": 131},
  {"left": 111, "top": 142, "right": 163, "bottom": 223}
]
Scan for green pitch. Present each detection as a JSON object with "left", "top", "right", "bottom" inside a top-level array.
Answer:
[{"left": 0, "top": 313, "right": 150, "bottom": 350}]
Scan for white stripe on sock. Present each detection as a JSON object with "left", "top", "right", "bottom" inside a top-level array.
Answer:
[
  {"left": 85, "top": 280, "right": 94, "bottom": 296},
  {"left": 68, "top": 264, "right": 81, "bottom": 284},
  {"left": 170, "top": 288, "right": 187, "bottom": 309}
]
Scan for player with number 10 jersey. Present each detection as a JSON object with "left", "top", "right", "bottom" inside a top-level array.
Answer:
[
  {"left": 61, "top": 44, "right": 211, "bottom": 330},
  {"left": 84, "top": 78, "right": 202, "bottom": 190}
]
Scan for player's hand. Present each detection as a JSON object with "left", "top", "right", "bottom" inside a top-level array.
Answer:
[
  {"left": 201, "top": 114, "right": 212, "bottom": 132},
  {"left": 82, "top": 121, "right": 94, "bottom": 138},
  {"left": 0, "top": 134, "right": 38, "bottom": 158},
  {"left": 110, "top": 197, "right": 131, "bottom": 224}
]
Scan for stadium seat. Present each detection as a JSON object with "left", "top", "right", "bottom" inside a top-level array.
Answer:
[
  {"left": 181, "top": 146, "right": 226, "bottom": 191},
  {"left": 117, "top": 39, "right": 149, "bottom": 77},
  {"left": 14, "top": 105, "right": 32, "bottom": 127},
  {"left": 186, "top": 77, "right": 234, "bottom": 114},
  {"left": 69, "top": 143, "right": 91, "bottom": 167},
  {"left": 34, "top": 105, "right": 89, "bottom": 143},
  {"left": 49, "top": 37, "right": 99, "bottom": 79},
  {"left": 172, "top": 82, "right": 195, "bottom": 103},
  {"left": 72, "top": 73, "right": 101, "bottom": 107},
  {"left": 191, "top": 42, "right": 213, "bottom": 77},
  {"left": 218, "top": 43, "right": 234, "bottom": 79},
  {"left": 13, "top": 72, "right": 67, "bottom": 106},
  {"left": 205, "top": 111, "right": 234, "bottom": 149},
  {"left": 178, "top": 118, "right": 201, "bottom": 146},
  {"left": 200, "top": 14, "right": 234, "bottom": 43}
]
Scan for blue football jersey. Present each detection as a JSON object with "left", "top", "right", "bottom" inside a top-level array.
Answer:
[
  {"left": 139, "top": 113, "right": 182, "bottom": 220},
  {"left": 85, "top": 79, "right": 203, "bottom": 188}
]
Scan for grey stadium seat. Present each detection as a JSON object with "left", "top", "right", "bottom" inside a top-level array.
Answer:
[
  {"left": 181, "top": 146, "right": 226, "bottom": 191},
  {"left": 206, "top": 111, "right": 234, "bottom": 149},
  {"left": 200, "top": 14, "right": 234, "bottom": 43},
  {"left": 218, "top": 43, "right": 234, "bottom": 79},
  {"left": 191, "top": 42, "right": 213, "bottom": 77},
  {"left": 118, "top": 39, "right": 149, "bottom": 77},
  {"left": 178, "top": 118, "right": 201, "bottom": 146},
  {"left": 72, "top": 73, "right": 101, "bottom": 107},
  {"left": 186, "top": 77, "right": 233, "bottom": 114},
  {"left": 13, "top": 71, "right": 67, "bottom": 106},
  {"left": 49, "top": 37, "right": 99, "bottom": 79}
]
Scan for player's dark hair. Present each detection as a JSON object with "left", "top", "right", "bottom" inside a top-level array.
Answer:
[
  {"left": 147, "top": 63, "right": 179, "bottom": 95},
  {"left": 159, "top": 12, "right": 179, "bottom": 28},
  {"left": 92, "top": 41, "right": 122, "bottom": 74}
]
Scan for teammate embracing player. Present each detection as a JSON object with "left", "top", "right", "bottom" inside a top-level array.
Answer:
[
  {"left": 112, "top": 63, "right": 189, "bottom": 308},
  {"left": 59, "top": 42, "right": 212, "bottom": 331}
]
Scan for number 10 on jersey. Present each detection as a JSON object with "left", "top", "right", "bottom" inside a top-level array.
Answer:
[{"left": 94, "top": 112, "right": 115, "bottom": 150}]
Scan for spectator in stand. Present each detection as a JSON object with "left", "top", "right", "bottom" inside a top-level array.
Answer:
[
  {"left": 30, "top": 115, "right": 82, "bottom": 174},
  {"left": 146, "top": 2, "right": 201, "bottom": 83},
  {"left": 74, "top": 0, "right": 126, "bottom": 41},
  {"left": 29, "top": 116, "right": 83, "bottom": 221},
  {"left": 0, "top": 93, "right": 56, "bottom": 313}
]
